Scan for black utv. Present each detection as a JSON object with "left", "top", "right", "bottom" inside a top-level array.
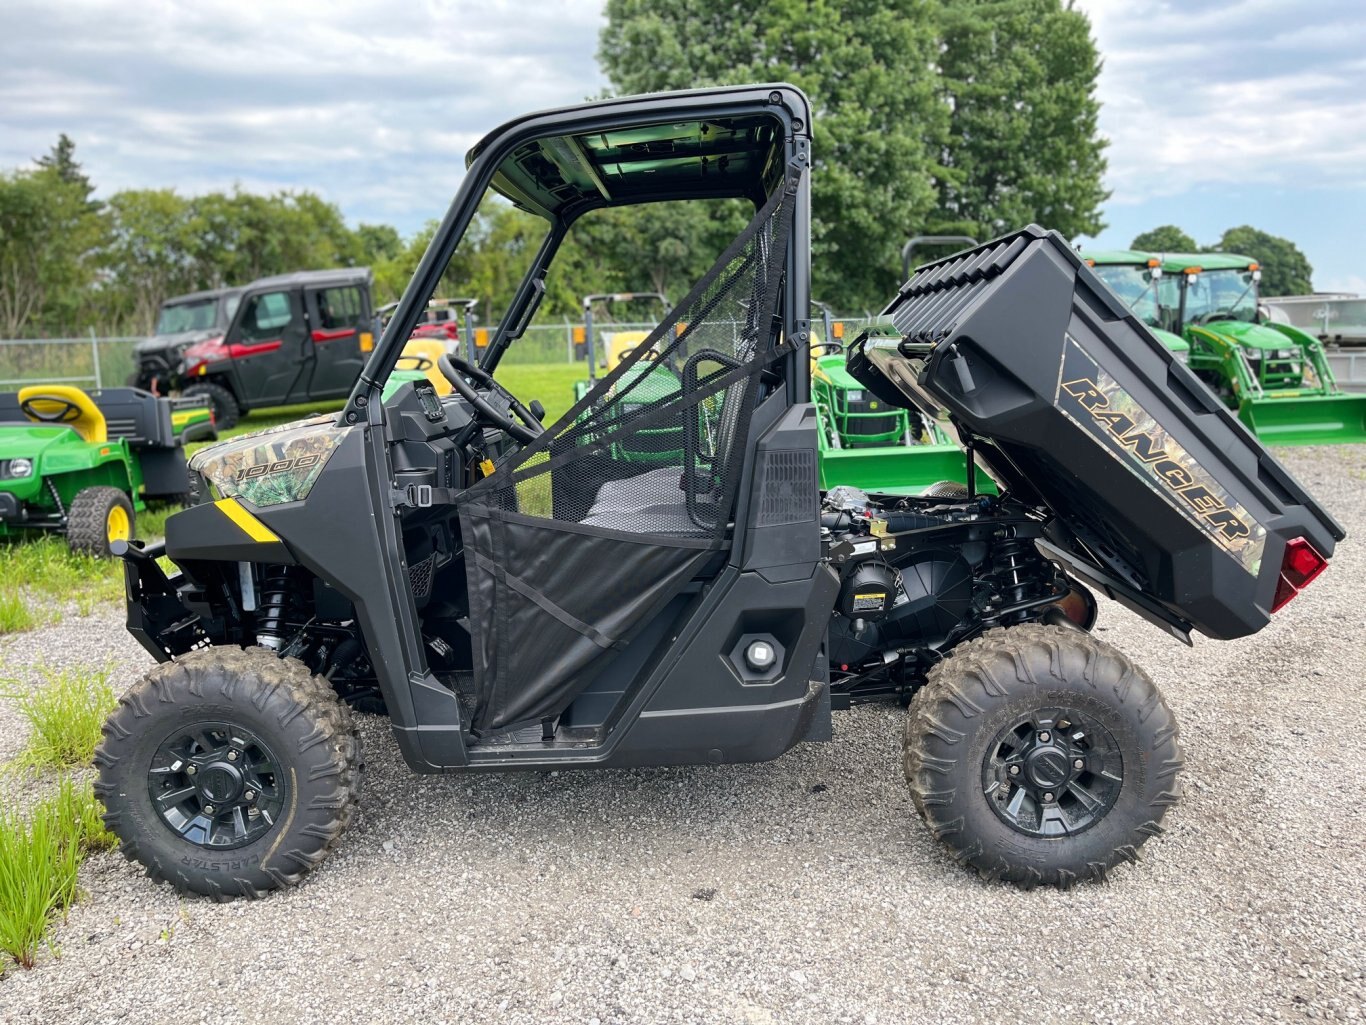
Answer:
[
  {"left": 128, "top": 286, "right": 244, "bottom": 394},
  {"left": 96, "top": 85, "right": 1343, "bottom": 898},
  {"left": 169, "top": 268, "right": 377, "bottom": 430}
]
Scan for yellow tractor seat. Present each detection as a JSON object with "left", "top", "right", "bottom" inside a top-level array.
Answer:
[
  {"left": 17, "top": 385, "right": 108, "bottom": 442},
  {"left": 603, "top": 331, "right": 656, "bottom": 372},
  {"left": 398, "top": 339, "right": 453, "bottom": 396}
]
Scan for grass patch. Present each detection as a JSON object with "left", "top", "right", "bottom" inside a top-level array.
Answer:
[
  {"left": 2, "top": 665, "right": 116, "bottom": 771},
  {"left": 0, "top": 591, "right": 37, "bottom": 634},
  {"left": 0, "top": 777, "right": 114, "bottom": 972}
]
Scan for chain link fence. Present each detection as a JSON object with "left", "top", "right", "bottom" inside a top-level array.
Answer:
[{"left": 0, "top": 317, "right": 881, "bottom": 389}]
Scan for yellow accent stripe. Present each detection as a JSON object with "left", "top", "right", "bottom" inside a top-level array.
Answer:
[{"left": 215, "top": 498, "right": 279, "bottom": 543}]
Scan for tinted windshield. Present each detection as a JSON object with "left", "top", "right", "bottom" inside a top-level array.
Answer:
[
  {"left": 1093, "top": 264, "right": 1160, "bottom": 327},
  {"left": 155, "top": 298, "right": 221, "bottom": 335},
  {"left": 1183, "top": 269, "right": 1258, "bottom": 325}
]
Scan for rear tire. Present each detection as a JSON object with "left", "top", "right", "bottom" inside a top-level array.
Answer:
[
  {"left": 94, "top": 646, "right": 362, "bottom": 900},
  {"left": 67, "top": 486, "right": 135, "bottom": 557},
  {"left": 182, "top": 381, "right": 240, "bottom": 431},
  {"left": 904, "top": 624, "right": 1182, "bottom": 888}
]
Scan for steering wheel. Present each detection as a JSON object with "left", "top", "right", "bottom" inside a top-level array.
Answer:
[
  {"left": 21, "top": 396, "right": 83, "bottom": 424},
  {"left": 396, "top": 354, "right": 434, "bottom": 372},
  {"left": 437, "top": 354, "right": 545, "bottom": 445},
  {"left": 810, "top": 340, "right": 844, "bottom": 357}
]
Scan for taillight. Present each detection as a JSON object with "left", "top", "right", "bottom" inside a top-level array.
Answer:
[{"left": 1271, "top": 537, "right": 1328, "bottom": 613}]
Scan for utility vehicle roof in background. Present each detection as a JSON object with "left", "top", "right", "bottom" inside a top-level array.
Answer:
[
  {"left": 1162, "top": 253, "right": 1258, "bottom": 272},
  {"left": 162, "top": 285, "right": 243, "bottom": 305},
  {"left": 245, "top": 267, "right": 373, "bottom": 292}
]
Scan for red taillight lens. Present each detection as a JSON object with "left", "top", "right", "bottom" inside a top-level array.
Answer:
[{"left": 1271, "top": 537, "right": 1328, "bottom": 613}]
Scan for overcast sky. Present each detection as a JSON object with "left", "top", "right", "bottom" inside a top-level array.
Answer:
[{"left": 1, "top": 0, "right": 1363, "bottom": 291}]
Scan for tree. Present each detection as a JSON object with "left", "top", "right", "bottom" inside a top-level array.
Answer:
[
  {"left": 599, "top": 0, "right": 947, "bottom": 310},
  {"left": 933, "top": 0, "right": 1109, "bottom": 244},
  {"left": 1130, "top": 225, "right": 1197, "bottom": 253},
  {"left": 36, "top": 133, "right": 99, "bottom": 211},
  {"left": 101, "top": 189, "right": 200, "bottom": 332},
  {"left": 0, "top": 165, "right": 103, "bottom": 337},
  {"left": 1213, "top": 226, "right": 1312, "bottom": 297}
]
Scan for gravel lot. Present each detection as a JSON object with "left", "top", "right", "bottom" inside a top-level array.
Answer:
[{"left": 2, "top": 445, "right": 1364, "bottom": 1025}]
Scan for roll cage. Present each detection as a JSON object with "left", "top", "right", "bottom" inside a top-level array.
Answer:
[{"left": 343, "top": 84, "right": 813, "bottom": 426}]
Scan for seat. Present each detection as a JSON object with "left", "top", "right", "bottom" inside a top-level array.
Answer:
[
  {"left": 398, "top": 338, "right": 453, "bottom": 396},
  {"left": 604, "top": 331, "right": 656, "bottom": 372},
  {"left": 581, "top": 466, "right": 701, "bottom": 533},
  {"left": 17, "top": 385, "right": 108, "bottom": 442}
]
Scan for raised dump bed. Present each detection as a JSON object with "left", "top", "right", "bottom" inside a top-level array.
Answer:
[{"left": 848, "top": 225, "right": 1345, "bottom": 641}]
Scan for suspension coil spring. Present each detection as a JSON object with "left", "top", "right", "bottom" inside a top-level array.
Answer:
[
  {"left": 989, "top": 539, "right": 1035, "bottom": 609},
  {"left": 256, "top": 565, "right": 304, "bottom": 650}
]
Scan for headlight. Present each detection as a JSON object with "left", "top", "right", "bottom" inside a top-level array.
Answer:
[
  {"left": 7, "top": 458, "right": 33, "bottom": 478},
  {"left": 1276, "top": 348, "right": 1298, "bottom": 360},
  {"left": 1244, "top": 349, "right": 1262, "bottom": 360}
]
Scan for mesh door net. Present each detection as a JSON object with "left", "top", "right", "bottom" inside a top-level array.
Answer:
[{"left": 456, "top": 167, "right": 802, "bottom": 732}]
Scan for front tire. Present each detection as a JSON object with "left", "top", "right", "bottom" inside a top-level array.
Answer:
[
  {"left": 67, "top": 486, "right": 135, "bottom": 557},
  {"left": 95, "top": 647, "right": 361, "bottom": 899},
  {"left": 904, "top": 624, "right": 1183, "bottom": 888},
  {"left": 182, "top": 381, "right": 240, "bottom": 431}
]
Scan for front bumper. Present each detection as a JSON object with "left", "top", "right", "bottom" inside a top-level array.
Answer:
[{"left": 117, "top": 540, "right": 208, "bottom": 661}]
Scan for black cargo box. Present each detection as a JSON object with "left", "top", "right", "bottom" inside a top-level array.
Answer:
[{"left": 847, "top": 225, "right": 1345, "bottom": 641}]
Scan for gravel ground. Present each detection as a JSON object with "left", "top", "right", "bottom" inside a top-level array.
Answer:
[{"left": 1, "top": 445, "right": 1364, "bottom": 1025}]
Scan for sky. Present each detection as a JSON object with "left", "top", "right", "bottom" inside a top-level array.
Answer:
[{"left": 1, "top": 0, "right": 1363, "bottom": 292}]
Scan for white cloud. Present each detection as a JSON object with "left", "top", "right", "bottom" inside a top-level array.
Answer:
[
  {"left": 0, "top": 0, "right": 609, "bottom": 232},
  {"left": 1076, "top": 0, "right": 1366, "bottom": 204}
]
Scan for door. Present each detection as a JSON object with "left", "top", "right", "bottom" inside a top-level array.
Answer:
[
  {"left": 304, "top": 283, "right": 371, "bottom": 400},
  {"left": 228, "top": 289, "right": 309, "bottom": 407}
]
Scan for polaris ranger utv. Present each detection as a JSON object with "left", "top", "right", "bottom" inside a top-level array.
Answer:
[
  {"left": 96, "top": 85, "right": 1343, "bottom": 898},
  {"left": 172, "top": 268, "right": 377, "bottom": 430},
  {"left": 128, "top": 286, "right": 244, "bottom": 395}
]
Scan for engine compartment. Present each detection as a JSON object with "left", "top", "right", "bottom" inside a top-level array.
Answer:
[{"left": 819, "top": 484, "right": 1093, "bottom": 704}]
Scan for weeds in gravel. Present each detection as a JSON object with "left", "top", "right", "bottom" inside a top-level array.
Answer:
[
  {"left": 0, "top": 787, "right": 84, "bottom": 973},
  {"left": 2, "top": 665, "right": 116, "bottom": 771},
  {"left": 0, "top": 590, "right": 38, "bottom": 634}
]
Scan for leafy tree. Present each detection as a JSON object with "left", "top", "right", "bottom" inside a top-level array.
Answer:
[
  {"left": 0, "top": 165, "right": 103, "bottom": 337},
  {"left": 599, "top": 0, "right": 947, "bottom": 309},
  {"left": 1213, "top": 226, "right": 1312, "bottom": 297},
  {"left": 101, "top": 189, "right": 200, "bottom": 332},
  {"left": 933, "top": 0, "right": 1108, "bottom": 244},
  {"left": 1130, "top": 225, "right": 1198, "bottom": 253}
]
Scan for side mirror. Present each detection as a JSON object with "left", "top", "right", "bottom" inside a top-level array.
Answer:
[{"left": 529, "top": 399, "right": 546, "bottom": 422}]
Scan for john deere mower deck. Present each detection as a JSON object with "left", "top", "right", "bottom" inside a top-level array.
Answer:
[{"left": 96, "top": 87, "right": 1343, "bottom": 900}]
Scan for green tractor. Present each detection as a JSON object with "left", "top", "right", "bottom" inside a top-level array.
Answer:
[
  {"left": 1079, "top": 250, "right": 1190, "bottom": 359},
  {"left": 808, "top": 235, "right": 994, "bottom": 496},
  {"left": 1159, "top": 253, "right": 1366, "bottom": 445},
  {"left": 811, "top": 317, "right": 984, "bottom": 494},
  {"left": 571, "top": 292, "right": 687, "bottom": 463},
  {"left": 0, "top": 386, "right": 214, "bottom": 555}
]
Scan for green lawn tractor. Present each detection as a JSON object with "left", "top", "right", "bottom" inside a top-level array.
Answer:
[
  {"left": 0, "top": 386, "right": 214, "bottom": 555},
  {"left": 811, "top": 318, "right": 986, "bottom": 495},
  {"left": 809, "top": 238, "right": 998, "bottom": 497},
  {"left": 1079, "top": 250, "right": 1191, "bottom": 359},
  {"left": 572, "top": 292, "right": 686, "bottom": 462},
  {"left": 1160, "top": 253, "right": 1366, "bottom": 445}
]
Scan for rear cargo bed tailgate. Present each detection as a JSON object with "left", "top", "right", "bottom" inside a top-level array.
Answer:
[{"left": 849, "top": 225, "right": 1345, "bottom": 640}]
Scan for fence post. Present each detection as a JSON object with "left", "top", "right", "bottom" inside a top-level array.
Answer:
[{"left": 90, "top": 328, "right": 102, "bottom": 390}]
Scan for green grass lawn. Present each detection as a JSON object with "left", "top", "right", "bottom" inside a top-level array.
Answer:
[{"left": 0, "top": 364, "right": 583, "bottom": 636}]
